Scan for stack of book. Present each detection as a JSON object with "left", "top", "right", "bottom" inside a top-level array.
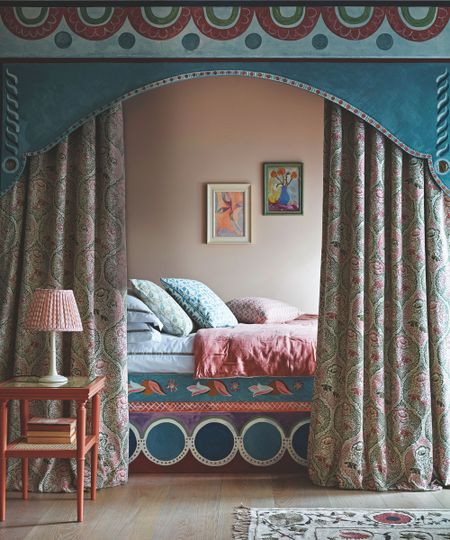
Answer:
[{"left": 26, "top": 417, "right": 77, "bottom": 444}]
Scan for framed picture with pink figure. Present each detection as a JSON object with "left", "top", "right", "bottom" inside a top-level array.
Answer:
[
  {"left": 263, "top": 162, "right": 303, "bottom": 215},
  {"left": 207, "top": 183, "right": 252, "bottom": 244}
]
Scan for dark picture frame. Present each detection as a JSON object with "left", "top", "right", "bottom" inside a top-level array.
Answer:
[{"left": 263, "top": 162, "right": 303, "bottom": 215}]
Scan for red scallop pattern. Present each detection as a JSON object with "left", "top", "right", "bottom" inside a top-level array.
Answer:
[
  {"left": 0, "top": 7, "right": 64, "bottom": 40},
  {"left": 386, "top": 7, "right": 450, "bottom": 42},
  {"left": 321, "top": 7, "right": 386, "bottom": 40},
  {"left": 1, "top": 6, "right": 450, "bottom": 43},
  {"left": 191, "top": 7, "right": 253, "bottom": 40},
  {"left": 128, "top": 7, "right": 191, "bottom": 40},
  {"left": 64, "top": 7, "right": 127, "bottom": 40},
  {"left": 255, "top": 7, "right": 320, "bottom": 41}
]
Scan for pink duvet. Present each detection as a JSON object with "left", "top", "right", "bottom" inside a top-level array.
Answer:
[{"left": 194, "top": 315, "right": 317, "bottom": 378}]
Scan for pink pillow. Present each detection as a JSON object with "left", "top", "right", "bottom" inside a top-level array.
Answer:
[{"left": 226, "top": 297, "right": 302, "bottom": 324}]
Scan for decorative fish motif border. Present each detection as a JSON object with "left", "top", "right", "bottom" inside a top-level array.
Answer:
[{"left": 128, "top": 373, "right": 314, "bottom": 405}]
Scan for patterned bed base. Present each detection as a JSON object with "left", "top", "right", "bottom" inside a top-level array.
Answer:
[{"left": 128, "top": 373, "right": 313, "bottom": 472}]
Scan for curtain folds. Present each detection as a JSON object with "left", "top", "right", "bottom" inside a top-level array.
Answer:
[
  {"left": 0, "top": 104, "right": 128, "bottom": 492},
  {"left": 308, "top": 102, "right": 450, "bottom": 491}
]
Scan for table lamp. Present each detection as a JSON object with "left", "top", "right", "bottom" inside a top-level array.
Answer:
[{"left": 26, "top": 289, "right": 83, "bottom": 385}]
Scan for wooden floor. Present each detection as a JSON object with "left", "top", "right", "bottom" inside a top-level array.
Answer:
[{"left": 1, "top": 470, "right": 449, "bottom": 540}]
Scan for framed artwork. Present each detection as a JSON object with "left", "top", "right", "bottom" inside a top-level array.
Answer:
[
  {"left": 263, "top": 162, "right": 303, "bottom": 215},
  {"left": 207, "top": 183, "right": 251, "bottom": 244}
]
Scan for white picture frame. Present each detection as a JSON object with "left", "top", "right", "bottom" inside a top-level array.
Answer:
[{"left": 207, "top": 183, "right": 252, "bottom": 244}]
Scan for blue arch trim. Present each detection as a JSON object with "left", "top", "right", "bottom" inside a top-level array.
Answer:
[{"left": 2, "top": 61, "right": 450, "bottom": 195}]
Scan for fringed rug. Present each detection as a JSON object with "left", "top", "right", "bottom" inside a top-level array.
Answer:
[{"left": 233, "top": 507, "right": 450, "bottom": 539}]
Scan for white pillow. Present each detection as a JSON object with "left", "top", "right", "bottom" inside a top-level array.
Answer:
[
  {"left": 127, "top": 322, "right": 161, "bottom": 344},
  {"left": 127, "top": 294, "right": 163, "bottom": 330},
  {"left": 127, "top": 322, "right": 153, "bottom": 331}
]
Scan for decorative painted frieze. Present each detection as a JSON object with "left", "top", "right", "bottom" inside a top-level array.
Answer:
[{"left": 1, "top": 5, "right": 450, "bottom": 59}]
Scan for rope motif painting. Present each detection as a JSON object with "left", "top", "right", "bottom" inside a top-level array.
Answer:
[
  {"left": 1, "top": 6, "right": 449, "bottom": 43},
  {"left": 436, "top": 69, "right": 449, "bottom": 176},
  {"left": 3, "top": 69, "right": 19, "bottom": 176}
]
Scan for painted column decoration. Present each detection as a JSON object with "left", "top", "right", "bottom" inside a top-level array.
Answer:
[
  {"left": 2, "top": 69, "right": 19, "bottom": 178},
  {"left": 436, "top": 68, "right": 449, "bottom": 175}
]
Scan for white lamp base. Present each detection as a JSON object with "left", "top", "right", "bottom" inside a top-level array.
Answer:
[
  {"left": 39, "top": 331, "right": 68, "bottom": 386},
  {"left": 39, "top": 374, "right": 68, "bottom": 385}
]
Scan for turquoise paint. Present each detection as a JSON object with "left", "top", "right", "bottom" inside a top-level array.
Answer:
[
  {"left": 1, "top": 61, "right": 449, "bottom": 195},
  {"left": 195, "top": 423, "right": 235, "bottom": 462},
  {"left": 127, "top": 373, "right": 314, "bottom": 403},
  {"left": 146, "top": 422, "right": 186, "bottom": 462},
  {"left": 242, "top": 423, "right": 282, "bottom": 461}
]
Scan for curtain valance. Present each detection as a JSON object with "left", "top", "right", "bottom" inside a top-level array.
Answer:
[{"left": 2, "top": 61, "right": 450, "bottom": 198}]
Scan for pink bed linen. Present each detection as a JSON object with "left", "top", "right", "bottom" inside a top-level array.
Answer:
[{"left": 194, "top": 315, "right": 317, "bottom": 378}]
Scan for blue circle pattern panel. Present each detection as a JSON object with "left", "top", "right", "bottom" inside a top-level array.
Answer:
[
  {"left": 288, "top": 421, "right": 310, "bottom": 465},
  {"left": 142, "top": 419, "right": 189, "bottom": 465},
  {"left": 128, "top": 423, "right": 140, "bottom": 463},
  {"left": 240, "top": 419, "right": 284, "bottom": 465},
  {"left": 193, "top": 420, "right": 237, "bottom": 465},
  {"left": 129, "top": 417, "right": 310, "bottom": 467}
]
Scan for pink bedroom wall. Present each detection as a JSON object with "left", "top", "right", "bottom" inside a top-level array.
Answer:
[{"left": 124, "top": 76, "right": 324, "bottom": 313}]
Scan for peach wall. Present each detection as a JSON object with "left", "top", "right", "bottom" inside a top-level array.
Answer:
[{"left": 124, "top": 77, "right": 324, "bottom": 313}]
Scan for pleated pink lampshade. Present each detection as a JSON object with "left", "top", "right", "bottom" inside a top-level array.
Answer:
[{"left": 26, "top": 289, "right": 83, "bottom": 332}]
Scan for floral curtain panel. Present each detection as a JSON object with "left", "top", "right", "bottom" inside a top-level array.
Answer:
[
  {"left": 308, "top": 102, "right": 450, "bottom": 491},
  {"left": 0, "top": 104, "right": 128, "bottom": 491}
]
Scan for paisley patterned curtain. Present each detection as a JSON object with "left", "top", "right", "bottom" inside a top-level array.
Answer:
[
  {"left": 308, "top": 102, "right": 450, "bottom": 491},
  {"left": 0, "top": 104, "right": 128, "bottom": 491}
]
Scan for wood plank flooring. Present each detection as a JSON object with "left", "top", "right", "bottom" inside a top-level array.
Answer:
[{"left": 1, "top": 470, "right": 449, "bottom": 540}]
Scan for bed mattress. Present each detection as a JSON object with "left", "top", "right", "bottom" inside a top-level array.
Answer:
[{"left": 128, "top": 333, "right": 195, "bottom": 373}]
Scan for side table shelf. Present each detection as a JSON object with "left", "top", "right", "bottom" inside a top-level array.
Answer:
[
  {"left": 0, "top": 376, "right": 105, "bottom": 523},
  {"left": 7, "top": 435, "right": 96, "bottom": 457}
]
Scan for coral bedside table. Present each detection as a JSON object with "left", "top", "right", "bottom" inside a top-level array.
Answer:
[{"left": 0, "top": 376, "right": 105, "bottom": 522}]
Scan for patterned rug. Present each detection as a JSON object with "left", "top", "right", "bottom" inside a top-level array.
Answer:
[{"left": 233, "top": 507, "right": 450, "bottom": 539}]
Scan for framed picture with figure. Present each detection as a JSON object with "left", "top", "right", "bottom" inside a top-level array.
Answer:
[{"left": 207, "top": 183, "right": 252, "bottom": 244}]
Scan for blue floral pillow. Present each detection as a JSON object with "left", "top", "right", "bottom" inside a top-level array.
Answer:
[
  {"left": 130, "top": 279, "right": 194, "bottom": 337},
  {"left": 161, "top": 278, "right": 238, "bottom": 329}
]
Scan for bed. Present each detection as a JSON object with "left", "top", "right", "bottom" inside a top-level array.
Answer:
[{"left": 128, "top": 316, "right": 316, "bottom": 472}]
